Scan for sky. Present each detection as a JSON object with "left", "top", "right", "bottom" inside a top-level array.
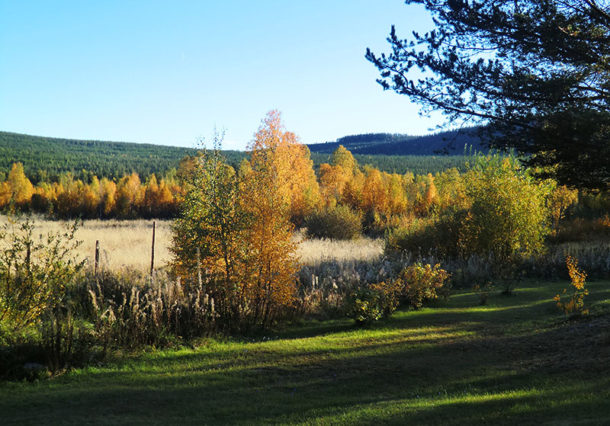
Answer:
[{"left": 0, "top": 0, "right": 443, "bottom": 150}]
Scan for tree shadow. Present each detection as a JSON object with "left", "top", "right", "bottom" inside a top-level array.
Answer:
[{"left": 2, "top": 281, "right": 610, "bottom": 425}]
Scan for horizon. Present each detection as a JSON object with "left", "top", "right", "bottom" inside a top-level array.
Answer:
[
  {"left": 0, "top": 126, "right": 463, "bottom": 153},
  {"left": 0, "top": 1, "right": 448, "bottom": 150}
]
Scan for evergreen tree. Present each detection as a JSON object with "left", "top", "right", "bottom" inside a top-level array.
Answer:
[{"left": 367, "top": 0, "right": 610, "bottom": 190}]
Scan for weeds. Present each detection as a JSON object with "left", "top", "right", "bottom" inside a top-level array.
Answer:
[{"left": 554, "top": 256, "right": 589, "bottom": 318}]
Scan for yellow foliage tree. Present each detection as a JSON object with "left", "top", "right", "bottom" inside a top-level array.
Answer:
[
  {"left": 100, "top": 178, "right": 117, "bottom": 217},
  {"left": 319, "top": 145, "right": 360, "bottom": 208},
  {"left": 116, "top": 173, "right": 144, "bottom": 218},
  {"left": 7, "top": 163, "right": 34, "bottom": 208},
  {"left": 548, "top": 184, "right": 578, "bottom": 234},
  {"left": 243, "top": 111, "right": 301, "bottom": 323},
  {"left": 248, "top": 110, "right": 320, "bottom": 224}
]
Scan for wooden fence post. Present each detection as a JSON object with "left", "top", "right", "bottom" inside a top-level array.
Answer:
[
  {"left": 196, "top": 247, "right": 202, "bottom": 287},
  {"left": 95, "top": 240, "right": 100, "bottom": 275},
  {"left": 150, "top": 221, "right": 156, "bottom": 277}
]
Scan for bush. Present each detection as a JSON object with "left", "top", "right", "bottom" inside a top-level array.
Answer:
[
  {"left": 0, "top": 217, "right": 84, "bottom": 334},
  {"left": 346, "top": 288, "right": 383, "bottom": 326},
  {"left": 393, "top": 263, "right": 451, "bottom": 309},
  {"left": 346, "top": 281, "right": 401, "bottom": 326},
  {"left": 385, "top": 211, "right": 465, "bottom": 258},
  {"left": 305, "top": 205, "right": 362, "bottom": 240},
  {"left": 554, "top": 256, "right": 589, "bottom": 318},
  {"left": 459, "top": 154, "right": 551, "bottom": 266},
  {"left": 369, "top": 280, "right": 402, "bottom": 317}
]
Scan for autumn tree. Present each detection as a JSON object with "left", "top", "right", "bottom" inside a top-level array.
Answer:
[
  {"left": 0, "top": 181, "right": 11, "bottom": 209},
  {"left": 459, "top": 154, "right": 552, "bottom": 284},
  {"left": 172, "top": 116, "right": 301, "bottom": 330},
  {"left": 319, "top": 145, "right": 360, "bottom": 207},
  {"left": 242, "top": 112, "right": 300, "bottom": 325},
  {"left": 548, "top": 184, "right": 579, "bottom": 234},
  {"left": 115, "top": 173, "right": 144, "bottom": 218},
  {"left": 171, "top": 144, "right": 252, "bottom": 330},
  {"left": 99, "top": 178, "right": 117, "bottom": 218},
  {"left": 248, "top": 110, "right": 320, "bottom": 224},
  {"left": 7, "top": 163, "right": 34, "bottom": 209}
]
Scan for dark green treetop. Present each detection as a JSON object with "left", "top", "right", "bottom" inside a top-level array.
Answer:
[{"left": 366, "top": 0, "right": 610, "bottom": 190}]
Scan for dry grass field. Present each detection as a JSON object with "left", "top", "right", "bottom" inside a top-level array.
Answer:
[{"left": 0, "top": 216, "right": 383, "bottom": 271}]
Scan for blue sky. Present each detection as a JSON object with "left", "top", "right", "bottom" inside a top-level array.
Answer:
[{"left": 0, "top": 0, "right": 441, "bottom": 150}]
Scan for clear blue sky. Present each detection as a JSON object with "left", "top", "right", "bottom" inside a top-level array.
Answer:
[{"left": 0, "top": 0, "right": 442, "bottom": 150}]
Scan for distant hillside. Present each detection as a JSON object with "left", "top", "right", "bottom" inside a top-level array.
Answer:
[
  {"left": 307, "top": 128, "right": 484, "bottom": 155},
  {"left": 0, "top": 131, "right": 471, "bottom": 182},
  {"left": 0, "top": 131, "right": 244, "bottom": 183}
]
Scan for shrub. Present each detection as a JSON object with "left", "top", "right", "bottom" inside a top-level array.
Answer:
[
  {"left": 347, "top": 288, "right": 383, "bottom": 326},
  {"left": 346, "top": 280, "right": 401, "bottom": 326},
  {"left": 554, "top": 256, "right": 589, "bottom": 317},
  {"left": 0, "top": 217, "right": 84, "bottom": 334},
  {"left": 384, "top": 211, "right": 465, "bottom": 258},
  {"left": 393, "top": 263, "right": 451, "bottom": 309},
  {"left": 369, "top": 280, "right": 402, "bottom": 317},
  {"left": 305, "top": 205, "right": 362, "bottom": 240},
  {"left": 459, "top": 154, "right": 551, "bottom": 269}
]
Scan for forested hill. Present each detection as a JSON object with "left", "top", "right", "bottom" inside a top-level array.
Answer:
[
  {"left": 0, "top": 131, "right": 242, "bottom": 183},
  {"left": 0, "top": 131, "right": 194, "bottom": 182},
  {"left": 0, "top": 130, "right": 472, "bottom": 182},
  {"left": 307, "top": 128, "right": 484, "bottom": 155}
]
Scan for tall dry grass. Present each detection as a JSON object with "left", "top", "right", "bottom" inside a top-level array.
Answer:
[
  {"left": 0, "top": 216, "right": 173, "bottom": 271},
  {"left": 0, "top": 216, "right": 384, "bottom": 271}
]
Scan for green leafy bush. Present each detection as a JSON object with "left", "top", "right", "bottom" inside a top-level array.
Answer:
[
  {"left": 393, "top": 263, "right": 451, "bottom": 309},
  {"left": 385, "top": 210, "right": 465, "bottom": 257},
  {"left": 346, "top": 288, "right": 383, "bottom": 326},
  {"left": 347, "top": 280, "right": 401, "bottom": 326},
  {"left": 305, "top": 205, "right": 362, "bottom": 240},
  {"left": 459, "top": 154, "right": 551, "bottom": 264},
  {"left": 0, "top": 217, "right": 84, "bottom": 334},
  {"left": 0, "top": 217, "right": 88, "bottom": 377}
]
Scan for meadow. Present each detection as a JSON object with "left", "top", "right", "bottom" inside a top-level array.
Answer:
[
  {"left": 0, "top": 216, "right": 384, "bottom": 271},
  {"left": 1, "top": 280, "right": 609, "bottom": 425}
]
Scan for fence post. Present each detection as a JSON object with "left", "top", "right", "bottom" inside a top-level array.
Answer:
[
  {"left": 196, "top": 247, "right": 202, "bottom": 287},
  {"left": 150, "top": 221, "right": 156, "bottom": 277},
  {"left": 95, "top": 240, "right": 100, "bottom": 275}
]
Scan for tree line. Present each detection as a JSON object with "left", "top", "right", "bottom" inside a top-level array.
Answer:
[
  {"left": 0, "top": 163, "right": 182, "bottom": 219},
  {"left": 0, "top": 130, "right": 471, "bottom": 186}
]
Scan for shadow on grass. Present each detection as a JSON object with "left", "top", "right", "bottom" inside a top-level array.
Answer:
[
  {"left": 1, "top": 281, "right": 609, "bottom": 425},
  {"left": 2, "top": 313, "right": 609, "bottom": 425}
]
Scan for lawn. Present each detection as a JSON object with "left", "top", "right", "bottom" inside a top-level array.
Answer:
[{"left": 1, "top": 280, "right": 609, "bottom": 425}]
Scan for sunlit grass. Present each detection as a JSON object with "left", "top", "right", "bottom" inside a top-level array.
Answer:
[{"left": 1, "top": 280, "right": 609, "bottom": 425}]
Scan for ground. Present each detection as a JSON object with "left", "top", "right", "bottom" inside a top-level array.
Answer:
[{"left": 1, "top": 280, "right": 609, "bottom": 425}]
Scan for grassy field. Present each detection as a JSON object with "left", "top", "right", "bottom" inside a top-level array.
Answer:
[
  {"left": 1, "top": 280, "right": 609, "bottom": 425},
  {"left": 0, "top": 217, "right": 384, "bottom": 270}
]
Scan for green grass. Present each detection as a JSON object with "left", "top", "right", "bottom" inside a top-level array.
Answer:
[{"left": 2, "top": 280, "right": 610, "bottom": 425}]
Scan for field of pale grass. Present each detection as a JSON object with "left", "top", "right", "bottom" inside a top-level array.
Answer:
[{"left": 0, "top": 216, "right": 383, "bottom": 271}]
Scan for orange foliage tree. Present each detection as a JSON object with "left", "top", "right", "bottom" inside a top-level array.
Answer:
[
  {"left": 172, "top": 114, "right": 302, "bottom": 330},
  {"left": 241, "top": 111, "right": 301, "bottom": 324},
  {"left": 248, "top": 110, "right": 320, "bottom": 224}
]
